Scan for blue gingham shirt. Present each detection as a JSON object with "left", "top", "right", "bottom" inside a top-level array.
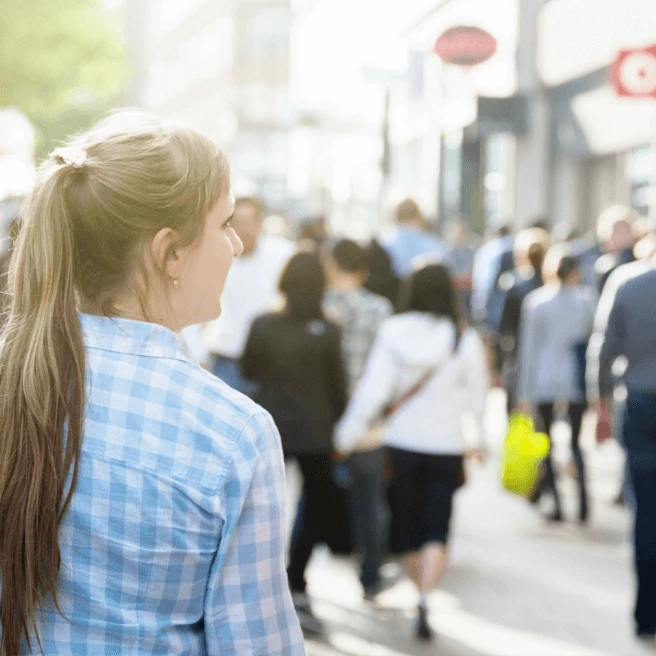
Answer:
[{"left": 30, "top": 314, "right": 305, "bottom": 655}]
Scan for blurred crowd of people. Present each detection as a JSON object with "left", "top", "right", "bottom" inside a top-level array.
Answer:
[
  {"left": 140, "top": 193, "right": 653, "bottom": 643},
  {"left": 1, "top": 188, "right": 655, "bottom": 643}
]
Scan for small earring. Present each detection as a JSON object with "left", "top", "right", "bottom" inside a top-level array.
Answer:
[{"left": 172, "top": 279, "right": 179, "bottom": 289}]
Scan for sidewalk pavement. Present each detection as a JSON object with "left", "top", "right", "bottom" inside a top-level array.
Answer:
[{"left": 287, "top": 391, "right": 654, "bottom": 656}]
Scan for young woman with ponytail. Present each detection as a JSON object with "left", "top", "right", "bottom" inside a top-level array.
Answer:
[{"left": 0, "top": 111, "right": 304, "bottom": 655}]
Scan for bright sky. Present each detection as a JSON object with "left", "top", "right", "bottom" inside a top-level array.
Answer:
[{"left": 292, "top": 0, "right": 436, "bottom": 116}]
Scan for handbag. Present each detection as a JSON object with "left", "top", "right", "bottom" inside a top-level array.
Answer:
[{"left": 501, "top": 413, "right": 550, "bottom": 496}]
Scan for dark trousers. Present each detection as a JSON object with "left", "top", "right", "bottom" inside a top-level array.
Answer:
[
  {"left": 348, "top": 448, "right": 388, "bottom": 590},
  {"left": 287, "top": 452, "right": 336, "bottom": 593},
  {"left": 535, "top": 402, "right": 588, "bottom": 519},
  {"left": 623, "top": 389, "right": 656, "bottom": 635}
]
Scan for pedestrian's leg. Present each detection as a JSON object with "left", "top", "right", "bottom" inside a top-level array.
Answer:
[
  {"left": 616, "top": 399, "right": 636, "bottom": 511},
  {"left": 536, "top": 403, "right": 562, "bottom": 520},
  {"left": 413, "top": 454, "right": 460, "bottom": 641},
  {"left": 417, "top": 540, "right": 449, "bottom": 641},
  {"left": 418, "top": 541, "right": 448, "bottom": 592},
  {"left": 289, "top": 494, "right": 305, "bottom": 559},
  {"left": 287, "top": 453, "right": 332, "bottom": 593},
  {"left": 349, "top": 449, "right": 387, "bottom": 593},
  {"left": 390, "top": 449, "right": 422, "bottom": 589},
  {"left": 623, "top": 391, "right": 656, "bottom": 637},
  {"left": 405, "top": 552, "right": 421, "bottom": 588},
  {"left": 631, "top": 466, "right": 656, "bottom": 637},
  {"left": 417, "top": 455, "right": 459, "bottom": 593},
  {"left": 569, "top": 402, "right": 589, "bottom": 523}
]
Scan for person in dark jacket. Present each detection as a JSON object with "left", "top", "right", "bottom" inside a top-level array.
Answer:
[
  {"left": 587, "top": 255, "right": 656, "bottom": 644},
  {"left": 364, "top": 239, "right": 401, "bottom": 309},
  {"left": 241, "top": 251, "right": 348, "bottom": 633},
  {"left": 499, "top": 228, "right": 550, "bottom": 413}
]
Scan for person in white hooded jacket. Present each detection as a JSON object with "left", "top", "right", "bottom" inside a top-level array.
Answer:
[{"left": 335, "top": 263, "right": 488, "bottom": 641}]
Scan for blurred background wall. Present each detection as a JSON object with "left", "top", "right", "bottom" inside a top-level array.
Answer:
[{"left": 2, "top": 0, "right": 656, "bottom": 238}]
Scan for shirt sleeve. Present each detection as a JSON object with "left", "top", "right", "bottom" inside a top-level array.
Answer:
[
  {"left": 203, "top": 410, "right": 305, "bottom": 655},
  {"left": 516, "top": 299, "right": 539, "bottom": 404},
  {"left": 334, "top": 331, "right": 398, "bottom": 453},
  {"left": 587, "top": 281, "right": 626, "bottom": 403},
  {"left": 461, "top": 330, "right": 489, "bottom": 444}
]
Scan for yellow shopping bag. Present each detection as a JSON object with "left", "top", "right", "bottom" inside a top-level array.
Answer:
[{"left": 501, "top": 413, "right": 550, "bottom": 496}]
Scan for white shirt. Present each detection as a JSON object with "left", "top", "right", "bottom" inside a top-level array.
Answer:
[
  {"left": 335, "top": 313, "right": 489, "bottom": 455},
  {"left": 203, "top": 235, "right": 295, "bottom": 359}
]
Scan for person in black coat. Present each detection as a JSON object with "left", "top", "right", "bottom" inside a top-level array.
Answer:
[
  {"left": 364, "top": 239, "right": 401, "bottom": 310},
  {"left": 241, "top": 251, "right": 348, "bottom": 631}
]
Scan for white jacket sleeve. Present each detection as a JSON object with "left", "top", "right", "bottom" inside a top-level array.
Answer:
[
  {"left": 461, "top": 330, "right": 489, "bottom": 446},
  {"left": 334, "top": 332, "right": 398, "bottom": 453}
]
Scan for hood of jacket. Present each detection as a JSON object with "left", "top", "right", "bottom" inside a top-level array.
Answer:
[{"left": 379, "top": 312, "right": 456, "bottom": 368}]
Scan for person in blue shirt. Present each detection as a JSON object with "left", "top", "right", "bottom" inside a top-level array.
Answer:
[
  {"left": 380, "top": 198, "right": 450, "bottom": 279},
  {"left": 0, "top": 111, "right": 305, "bottom": 655}
]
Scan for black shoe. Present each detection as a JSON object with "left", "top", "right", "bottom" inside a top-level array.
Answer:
[
  {"left": 296, "top": 608, "right": 324, "bottom": 636},
  {"left": 579, "top": 505, "right": 589, "bottom": 525},
  {"left": 363, "top": 584, "right": 381, "bottom": 602},
  {"left": 527, "top": 484, "right": 542, "bottom": 505},
  {"left": 363, "top": 576, "right": 393, "bottom": 601},
  {"left": 546, "top": 510, "right": 564, "bottom": 523},
  {"left": 291, "top": 590, "right": 310, "bottom": 613},
  {"left": 416, "top": 605, "right": 433, "bottom": 641},
  {"left": 637, "top": 632, "right": 656, "bottom": 649}
]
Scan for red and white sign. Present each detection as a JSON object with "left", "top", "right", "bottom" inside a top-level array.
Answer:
[
  {"left": 611, "top": 46, "right": 656, "bottom": 98},
  {"left": 434, "top": 26, "right": 497, "bottom": 67}
]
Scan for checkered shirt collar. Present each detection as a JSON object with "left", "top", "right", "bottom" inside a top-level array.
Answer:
[{"left": 79, "top": 313, "right": 195, "bottom": 364}]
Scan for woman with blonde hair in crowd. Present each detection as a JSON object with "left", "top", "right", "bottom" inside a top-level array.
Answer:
[{"left": 0, "top": 111, "right": 304, "bottom": 655}]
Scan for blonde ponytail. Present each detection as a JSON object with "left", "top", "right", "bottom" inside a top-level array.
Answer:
[
  {"left": 0, "top": 166, "right": 86, "bottom": 655},
  {"left": 0, "top": 111, "right": 228, "bottom": 655}
]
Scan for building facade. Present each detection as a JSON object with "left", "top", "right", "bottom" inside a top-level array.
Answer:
[
  {"left": 385, "top": 0, "right": 656, "bottom": 234},
  {"left": 142, "top": 0, "right": 294, "bottom": 210},
  {"left": 537, "top": 0, "right": 656, "bottom": 231},
  {"left": 382, "top": 0, "right": 520, "bottom": 233}
]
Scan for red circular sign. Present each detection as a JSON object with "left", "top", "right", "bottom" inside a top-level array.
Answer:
[
  {"left": 434, "top": 26, "right": 497, "bottom": 66},
  {"left": 611, "top": 46, "right": 656, "bottom": 98}
]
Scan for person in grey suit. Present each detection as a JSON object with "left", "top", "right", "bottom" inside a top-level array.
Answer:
[{"left": 516, "top": 255, "right": 596, "bottom": 522}]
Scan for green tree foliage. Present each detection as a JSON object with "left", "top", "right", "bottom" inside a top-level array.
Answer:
[{"left": 0, "top": 0, "right": 129, "bottom": 157}]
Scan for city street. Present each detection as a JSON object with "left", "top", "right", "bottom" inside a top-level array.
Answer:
[{"left": 287, "top": 392, "right": 652, "bottom": 656}]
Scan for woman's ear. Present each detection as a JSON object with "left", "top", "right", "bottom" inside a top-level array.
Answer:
[{"left": 150, "top": 228, "right": 184, "bottom": 280}]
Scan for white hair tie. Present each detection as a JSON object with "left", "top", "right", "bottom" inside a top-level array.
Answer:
[{"left": 50, "top": 146, "right": 88, "bottom": 169}]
